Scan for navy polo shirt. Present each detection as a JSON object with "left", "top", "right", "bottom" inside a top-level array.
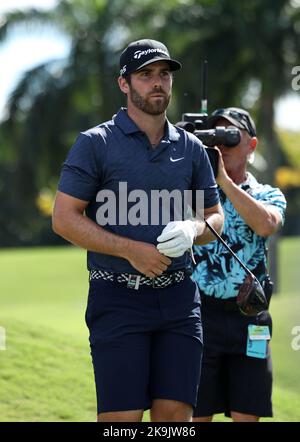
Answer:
[{"left": 58, "top": 107, "right": 219, "bottom": 273}]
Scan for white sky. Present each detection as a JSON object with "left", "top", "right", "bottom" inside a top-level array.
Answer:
[
  {"left": 0, "top": 0, "right": 300, "bottom": 130},
  {"left": 0, "top": 0, "right": 69, "bottom": 119},
  {"left": 0, "top": 0, "right": 58, "bottom": 14},
  {"left": 275, "top": 94, "right": 300, "bottom": 131}
]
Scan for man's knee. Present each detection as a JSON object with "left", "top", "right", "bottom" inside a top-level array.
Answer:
[
  {"left": 97, "top": 409, "right": 144, "bottom": 422},
  {"left": 150, "top": 399, "right": 193, "bottom": 422},
  {"left": 193, "top": 415, "right": 213, "bottom": 422},
  {"left": 231, "top": 411, "right": 259, "bottom": 422}
]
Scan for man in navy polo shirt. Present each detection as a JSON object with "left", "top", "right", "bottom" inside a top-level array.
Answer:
[{"left": 52, "top": 39, "right": 224, "bottom": 422}]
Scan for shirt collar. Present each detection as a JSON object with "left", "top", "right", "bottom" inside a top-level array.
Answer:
[
  {"left": 114, "top": 108, "right": 140, "bottom": 135},
  {"left": 165, "top": 119, "right": 180, "bottom": 142},
  {"left": 114, "top": 107, "right": 180, "bottom": 142},
  {"left": 240, "top": 171, "right": 259, "bottom": 190}
]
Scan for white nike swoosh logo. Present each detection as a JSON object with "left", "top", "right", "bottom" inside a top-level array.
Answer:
[{"left": 170, "top": 157, "right": 184, "bottom": 162}]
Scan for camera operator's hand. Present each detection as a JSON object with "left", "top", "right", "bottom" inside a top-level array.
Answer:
[
  {"left": 156, "top": 220, "right": 200, "bottom": 258},
  {"left": 214, "top": 147, "right": 231, "bottom": 187}
]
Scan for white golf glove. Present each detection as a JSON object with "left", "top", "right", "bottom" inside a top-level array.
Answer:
[{"left": 156, "top": 220, "right": 198, "bottom": 258}]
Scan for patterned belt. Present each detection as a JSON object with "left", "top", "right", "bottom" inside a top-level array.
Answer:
[{"left": 89, "top": 269, "right": 186, "bottom": 290}]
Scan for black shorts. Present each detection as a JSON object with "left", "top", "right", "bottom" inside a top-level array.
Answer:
[
  {"left": 85, "top": 276, "right": 203, "bottom": 414},
  {"left": 193, "top": 294, "right": 273, "bottom": 418}
]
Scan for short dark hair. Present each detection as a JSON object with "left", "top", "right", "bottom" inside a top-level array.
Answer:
[{"left": 124, "top": 74, "right": 132, "bottom": 85}]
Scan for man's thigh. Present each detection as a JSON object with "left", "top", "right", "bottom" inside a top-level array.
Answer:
[
  {"left": 227, "top": 310, "right": 273, "bottom": 418},
  {"left": 91, "top": 333, "right": 151, "bottom": 414},
  {"left": 228, "top": 348, "right": 273, "bottom": 417},
  {"left": 150, "top": 330, "right": 203, "bottom": 410},
  {"left": 193, "top": 307, "right": 228, "bottom": 417}
]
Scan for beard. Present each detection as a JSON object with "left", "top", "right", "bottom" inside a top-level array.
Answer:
[{"left": 129, "top": 85, "right": 171, "bottom": 115}]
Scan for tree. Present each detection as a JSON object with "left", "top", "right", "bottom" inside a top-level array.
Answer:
[{"left": 0, "top": 0, "right": 299, "bottom": 246}]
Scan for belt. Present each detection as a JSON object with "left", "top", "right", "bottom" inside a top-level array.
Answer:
[
  {"left": 201, "top": 293, "right": 239, "bottom": 312},
  {"left": 89, "top": 269, "right": 186, "bottom": 290}
]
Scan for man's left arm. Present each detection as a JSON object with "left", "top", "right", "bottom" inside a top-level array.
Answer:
[
  {"left": 215, "top": 146, "right": 285, "bottom": 237},
  {"left": 219, "top": 178, "right": 283, "bottom": 237}
]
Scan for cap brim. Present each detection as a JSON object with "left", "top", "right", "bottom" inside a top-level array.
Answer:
[{"left": 135, "top": 56, "right": 182, "bottom": 73}]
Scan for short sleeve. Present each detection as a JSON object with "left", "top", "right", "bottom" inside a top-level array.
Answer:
[
  {"left": 58, "top": 133, "right": 102, "bottom": 201},
  {"left": 252, "top": 185, "right": 287, "bottom": 225}
]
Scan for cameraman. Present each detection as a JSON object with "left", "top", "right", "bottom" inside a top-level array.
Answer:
[{"left": 192, "top": 107, "right": 287, "bottom": 422}]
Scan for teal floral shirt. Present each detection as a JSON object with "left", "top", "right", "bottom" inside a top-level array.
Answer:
[{"left": 192, "top": 172, "right": 287, "bottom": 299}]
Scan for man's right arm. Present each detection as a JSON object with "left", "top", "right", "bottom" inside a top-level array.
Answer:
[{"left": 52, "top": 191, "right": 171, "bottom": 277}]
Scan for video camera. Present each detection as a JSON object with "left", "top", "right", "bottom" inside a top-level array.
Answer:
[
  {"left": 176, "top": 112, "right": 241, "bottom": 177},
  {"left": 175, "top": 61, "right": 241, "bottom": 175}
]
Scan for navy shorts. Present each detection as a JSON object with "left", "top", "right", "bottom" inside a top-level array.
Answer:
[
  {"left": 193, "top": 294, "right": 273, "bottom": 418},
  {"left": 85, "top": 275, "right": 203, "bottom": 414}
]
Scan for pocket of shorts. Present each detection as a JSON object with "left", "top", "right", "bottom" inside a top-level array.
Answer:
[{"left": 85, "top": 280, "right": 101, "bottom": 327}]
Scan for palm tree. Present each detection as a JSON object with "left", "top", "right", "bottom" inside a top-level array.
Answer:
[
  {"left": 166, "top": 0, "right": 300, "bottom": 182},
  {"left": 0, "top": 0, "right": 132, "bottom": 245},
  {"left": 0, "top": 0, "right": 191, "bottom": 246},
  {"left": 0, "top": 0, "right": 299, "bottom": 247},
  {"left": 163, "top": 0, "right": 300, "bottom": 287}
]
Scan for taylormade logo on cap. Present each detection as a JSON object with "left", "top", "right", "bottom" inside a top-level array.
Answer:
[
  {"left": 133, "top": 48, "right": 169, "bottom": 60},
  {"left": 119, "top": 39, "right": 182, "bottom": 77}
]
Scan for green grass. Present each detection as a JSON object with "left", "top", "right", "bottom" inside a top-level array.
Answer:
[
  {"left": 0, "top": 319, "right": 95, "bottom": 422},
  {"left": 0, "top": 246, "right": 89, "bottom": 342},
  {"left": 0, "top": 239, "right": 300, "bottom": 422}
]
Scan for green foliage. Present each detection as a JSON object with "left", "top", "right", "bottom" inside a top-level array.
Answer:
[
  {"left": 277, "top": 128, "right": 300, "bottom": 168},
  {"left": 0, "top": 0, "right": 299, "bottom": 245}
]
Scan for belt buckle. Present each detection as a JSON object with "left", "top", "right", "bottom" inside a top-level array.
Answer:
[{"left": 127, "top": 275, "right": 141, "bottom": 290}]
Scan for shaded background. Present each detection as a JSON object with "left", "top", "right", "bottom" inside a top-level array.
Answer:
[{"left": 0, "top": 0, "right": 299, "bottom": 247}]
